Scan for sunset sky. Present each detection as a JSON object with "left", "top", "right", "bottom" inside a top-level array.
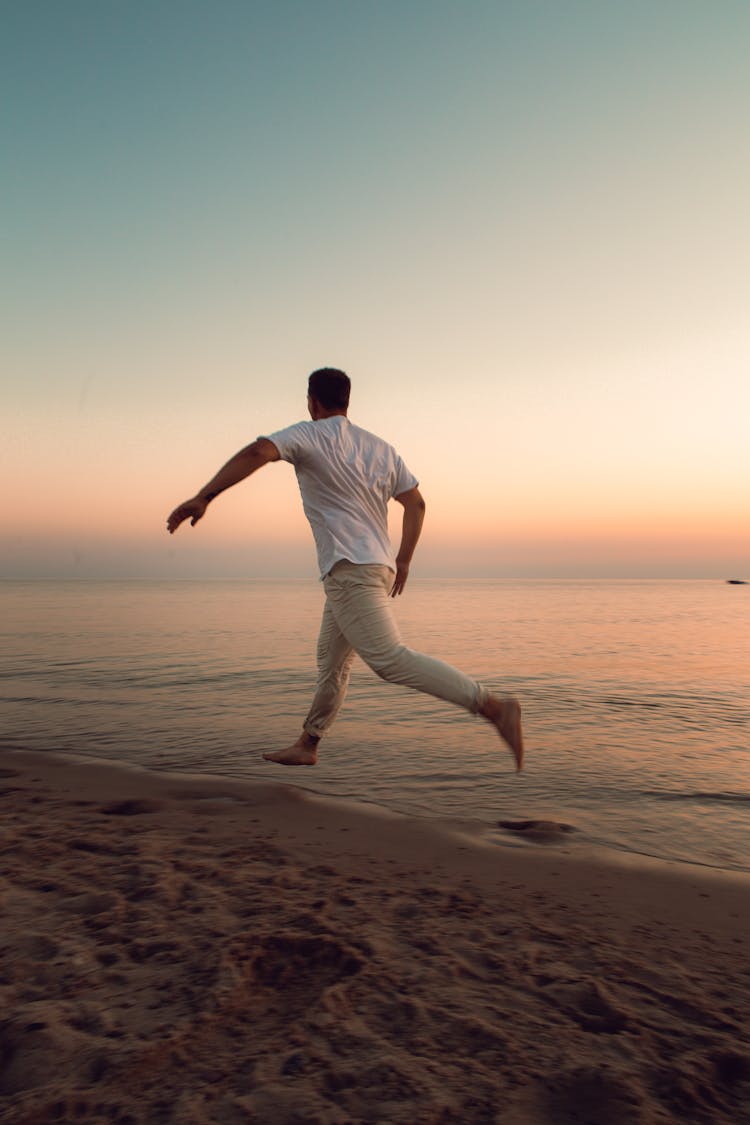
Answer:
[{"left": 4, "top": 1, "right": 748, "bottom": 579}]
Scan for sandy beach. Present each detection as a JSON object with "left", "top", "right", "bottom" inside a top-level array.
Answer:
[{"left": 1, "top": 749, "right": 748, "bottom": 1124}]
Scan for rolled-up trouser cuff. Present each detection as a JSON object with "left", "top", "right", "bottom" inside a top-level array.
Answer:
[{"left": 472, "top": 682, "right": 490, "bottom": 714}]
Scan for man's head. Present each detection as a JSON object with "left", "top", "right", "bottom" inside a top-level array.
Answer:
[{"left": 307, "top": 368, "right": 350, "bottom": 419}]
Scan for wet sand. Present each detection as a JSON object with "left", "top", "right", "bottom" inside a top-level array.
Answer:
[{"left": 1, "top": 748, "right": 749, "bottom": 1124}]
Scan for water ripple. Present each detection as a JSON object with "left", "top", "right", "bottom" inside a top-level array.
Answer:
[{"left": 643, "top": 790, "right": 750, "bottom": 805}]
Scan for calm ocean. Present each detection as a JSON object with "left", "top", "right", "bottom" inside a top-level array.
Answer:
[{"left": 2, "top": 579, "right": 748, "bottom": 874}]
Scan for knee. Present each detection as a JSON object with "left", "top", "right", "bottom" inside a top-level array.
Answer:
[{"left": 318, "top": 658, "right": 354, "bottom": 687}]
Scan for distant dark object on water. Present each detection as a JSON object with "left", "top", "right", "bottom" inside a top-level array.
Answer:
[{"left": 726, "top": 579, "right": 748, "bottom": 585}]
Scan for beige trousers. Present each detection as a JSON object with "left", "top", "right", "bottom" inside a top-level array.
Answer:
[{"left": 303, "top": 561, "right": 487, "bottom": 738}]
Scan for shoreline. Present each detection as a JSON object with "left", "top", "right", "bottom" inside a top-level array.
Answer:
[
  {"left": 2, "top": 748, "right": 749, "bottom": 1122},
  {"left": 4, "top": 742, "right": 749, "bottom": 882},
  {"left": 4, "top": 744, "right": 749, "bottom": 891}
]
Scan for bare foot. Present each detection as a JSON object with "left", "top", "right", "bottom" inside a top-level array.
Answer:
[
  {"left": 262, "top": 733, "right": 319, "bottom": 766},
  {"left": 480, "top": 695, "right": 524, "bottom": 771}
]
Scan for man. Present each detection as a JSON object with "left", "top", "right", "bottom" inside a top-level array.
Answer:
[{"left": 167, "top": 368, "right": 524, "bottom": 770}]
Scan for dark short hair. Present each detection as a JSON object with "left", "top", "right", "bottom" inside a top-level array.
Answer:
[{"left": 308, "top": 367, "right": 350, "bottom": 410}]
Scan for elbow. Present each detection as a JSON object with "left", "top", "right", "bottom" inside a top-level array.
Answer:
[{"left": 395, "top": 486, "right": 425, "bottom": 512}]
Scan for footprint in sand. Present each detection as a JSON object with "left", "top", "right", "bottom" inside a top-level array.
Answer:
[
  {"left": 499, "top": 819, "right": 576, "bottom": 842},
  {"left": 516, "top": 1066, "right": 645, "bottom": 1125},
  {"left": 713, "top": 1050, "right": 750, "bottom": 1087},
  {"left": 252, "top": 932, "right": 362, "bottom": 996},
  {"left": 16, "top": 934, "right": 60, "bottom": 960},
  {"left": 541, "top": 978, "right": 633, "bottom": 1033},
  {"left": 0, "top": 1015, "right": 92, "bottom": 1098},
  {"left": 60, "top": 891, "right": 120, "bottom": 916},
  {"left": 99, "top": 798, "right": 163, "bottom": 816},
  {"left": 220, "top": 930, "right": 363, "bottom": 1019}
]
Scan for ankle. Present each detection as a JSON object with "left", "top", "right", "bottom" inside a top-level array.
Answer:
[{"left": 479, "top": 693, "right": 499, "bottom": 718}]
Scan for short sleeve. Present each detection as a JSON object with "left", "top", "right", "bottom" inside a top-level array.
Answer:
[
  {"left": 260, "top": 421, "right": 310, "bottom": 464},
  {"left": 392, "top": 455, "right": 419, "bottom": 498}
]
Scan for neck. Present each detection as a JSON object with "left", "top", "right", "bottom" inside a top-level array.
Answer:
[{"left": 316, "top": 409, "right": 347, "bottom": 420}]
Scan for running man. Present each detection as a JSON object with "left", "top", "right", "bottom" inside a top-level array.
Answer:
[{"left": 167, "top": 368, "right": 524, "bottom": 770}]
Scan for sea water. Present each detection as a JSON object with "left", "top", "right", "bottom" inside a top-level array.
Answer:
[{"left": 2, "top": 579, "right": 748, "bottom": 873}]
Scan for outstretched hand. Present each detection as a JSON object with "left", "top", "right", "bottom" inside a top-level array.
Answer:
[
  {"left": 167, "top": 496, "right": 208, "bottom": 534},
  {"left": 390, "top": 562, "right": 410, "bottom": 597}
]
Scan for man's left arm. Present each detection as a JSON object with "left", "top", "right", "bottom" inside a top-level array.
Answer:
[
  {"left": 167, "top": 438, "right": 280, "bottom": 534},
  {"left": 391, "top": 487, "right": 426, "bottom": 596}
]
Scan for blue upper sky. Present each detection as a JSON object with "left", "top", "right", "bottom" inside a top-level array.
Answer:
[{"left": 3, "top": 2, "right": 749, "bottom": 577}]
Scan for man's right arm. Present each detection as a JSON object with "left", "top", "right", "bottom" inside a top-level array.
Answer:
[
  {"left": 167, "top": 438, "right": 280, "bottom": 534},
  {"left": 391, "top": 487, "right": 426, "bottom": 596}
]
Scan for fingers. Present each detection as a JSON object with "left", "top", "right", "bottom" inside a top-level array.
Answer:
[
  {"left": 167, "top": 504, "right": 191, "bottom": 534},
  {"left": 390, "top": 570, "right": 408, "bottom": 597},
  {"left": 168, "top": 495, "right": 210, "bottom": 533}
]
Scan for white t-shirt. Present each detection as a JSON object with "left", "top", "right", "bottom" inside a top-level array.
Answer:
[{"left": 264, "top": 416, "right": 418, "bottom": 578}]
